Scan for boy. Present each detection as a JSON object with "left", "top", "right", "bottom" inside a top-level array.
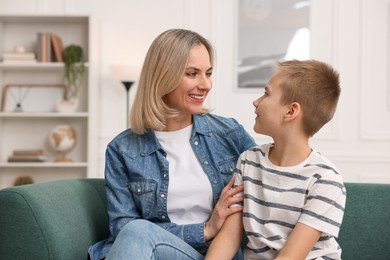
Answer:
[{"left": 206, "top": 59, "right": 346, "bottom": 259}]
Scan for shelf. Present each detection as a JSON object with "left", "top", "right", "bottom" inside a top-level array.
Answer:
[
  {"left": 0, "top": 14, "right": 95, "bottom": 188},
  {"left": 0, "top": 62, "right": 89, "bottom": 70},
  {"left": 0, "top": 15, "right": 89, "bottom": 23},
  {"left": 0, "top": 162, "right": 88, "bottom": 168},
  {"left": 0, "top": 112, "right": 88, "bottom": 118}
]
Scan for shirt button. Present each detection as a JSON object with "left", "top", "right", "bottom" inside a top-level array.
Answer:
[
  {"left": 162, "top": 216, "right": 166, "bottom": 219},
  {"left": 163, "top": 174, "right": 167, "bottom": 178},
  {"left": 230, "top": 168, "right": 233, "bottom": 172},
  {"left": 194, "top": 141, "right": 199, "bottom": 145},
  {"left": 137, "top": 188, "right": 141, "bottom": 193},
  {"left": 213, "top": 180, "right": 218, "bottom": 184},
  {"left": 160, "top": 194, "right": 165, "bottom": 198},
  {"left": 204, "top": 161, "right": 209, "bottom": 165}
]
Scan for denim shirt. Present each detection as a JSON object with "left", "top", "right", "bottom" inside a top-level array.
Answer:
[{"left": 89, "top": 113, "right": 256, "bottom": 259}]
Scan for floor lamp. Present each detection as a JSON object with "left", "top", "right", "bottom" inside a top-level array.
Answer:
[
  {"left": 121, "top": 81, "right": 134, "bottom": 129},
  {"left": 109, "top": 65, "right": 140, "bottom": 129}
]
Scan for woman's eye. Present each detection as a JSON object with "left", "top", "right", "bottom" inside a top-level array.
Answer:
[
  {"left": 206, "top": 72, "right": 212, "bottom": 77},
  {"left": 186, "top": 72, "right": 197, "bottom": 77}
]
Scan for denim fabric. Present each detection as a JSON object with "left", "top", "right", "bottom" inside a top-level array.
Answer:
[
  {"left": 106, "top": 219, "right": 205, "bottom": 260},
  {"left": 89, "top": 113, "right": 256, "bottom": 260}
]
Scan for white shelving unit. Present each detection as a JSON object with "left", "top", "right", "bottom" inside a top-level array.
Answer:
[{"left": 0, "top": 15, "right": 98, "bottom": 189}]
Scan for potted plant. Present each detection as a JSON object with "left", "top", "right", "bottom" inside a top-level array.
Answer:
[{"left": 56, "top": 44, "right": 85, "bottom": 112}]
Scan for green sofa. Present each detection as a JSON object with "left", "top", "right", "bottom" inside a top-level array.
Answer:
[{"left": 0, "top": 179, "right": 389, "bottom": 260}]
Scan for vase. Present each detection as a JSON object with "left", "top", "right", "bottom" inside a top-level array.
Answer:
[{"left": 55, "top": 98, "right": 79, "bottom": 113}]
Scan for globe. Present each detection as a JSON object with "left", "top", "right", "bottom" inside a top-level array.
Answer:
[{"left": 49, "top": 125, "right": 77, "bottom": 162}]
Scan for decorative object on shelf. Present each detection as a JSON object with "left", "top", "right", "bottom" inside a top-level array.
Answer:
[
  {"left": 55, "top": 97, "right": 79, "bottom": 113},
  {"left": 63, "top": 45, "right": 85, "bottom": 100},
  {"left": 13, "top": 176, "right": 34, "bottom": 186},
  {"left": 1, "top": 84, "right": 66, "bottom": 112},
  {"left": 6, "top": 85, "right": 30, "bottom": 112},
  {"left": 1, "top": 45, "right": 36, "bottom": 64},
  {"left": 109, "top": 65, "right": 141, "bottom": 128},
  {"left": 55, "top": 44, "right": 85, "bottom": 113},
  {"left": 48, "top": 125, "right": 77, "bottom": 162},
  {"left": 8, "top": 149, "right": 47, "bottom": 162}
]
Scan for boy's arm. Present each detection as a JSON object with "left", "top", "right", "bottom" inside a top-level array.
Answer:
[
  {"left": 275, "top": 222, "right": 321, "bottom": 260},
  {"left": 205, "top": 211, "right": 243, "bottom": 260}
]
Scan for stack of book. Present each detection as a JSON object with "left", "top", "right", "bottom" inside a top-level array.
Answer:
[
  {"left": 2, "top": 51, "right": 36, "bottom": 64},
  {"left": 37, "top": 32, "right": 64, "bottom": 62},
  {"left": 8, "top": 149, "right": 47, "bottom": 162}
]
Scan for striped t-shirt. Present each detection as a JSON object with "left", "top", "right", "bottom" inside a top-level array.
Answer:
[{"left": 234, "top": 143, "right": 346, "bottom": 260}]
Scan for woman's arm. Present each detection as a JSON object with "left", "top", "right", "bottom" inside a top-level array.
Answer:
[
  {"left": 205, "top": 211, "right": 243, "bottom": 260},
  {"left": 275, "top": 223, "right": 321, "bottom": 260},
  {"left": 105, "top": 143, "right": 141, "bottom": 237},
  {"left": 152, "top": 176, "right": 244, "bottom": 251}
]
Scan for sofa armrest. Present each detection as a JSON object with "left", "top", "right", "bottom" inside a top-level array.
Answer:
[{"left": 0, "top": 178, "right": 108, "bottom": 260}]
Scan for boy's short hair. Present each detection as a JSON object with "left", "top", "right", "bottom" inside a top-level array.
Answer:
[{"left": 278, "top": 59, "right": 340, "bottom": 137}]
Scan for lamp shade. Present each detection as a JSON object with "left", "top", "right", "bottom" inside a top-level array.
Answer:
[{"left": 109, "top": 64, "right": 141, "bottom": 82}]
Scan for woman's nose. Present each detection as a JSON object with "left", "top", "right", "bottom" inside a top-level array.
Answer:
[{"left": 199, "top": 74, "right": 212, "bottom": 90}]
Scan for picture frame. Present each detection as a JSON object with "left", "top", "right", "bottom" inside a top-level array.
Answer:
[
  {"left": 237, "top": 0, "right": 310, "bottom": 90},
  {"left": 1, "top": 84, "right": 66, "bottom": 112}
]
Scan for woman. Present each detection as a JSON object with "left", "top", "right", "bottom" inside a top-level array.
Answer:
[{"left": 89, "top": 29, "right": 256, "bottom": 259}]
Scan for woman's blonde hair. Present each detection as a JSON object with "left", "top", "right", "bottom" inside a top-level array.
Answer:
[{"left": 130, "top": 29, "right": 214, "bottom": 134}]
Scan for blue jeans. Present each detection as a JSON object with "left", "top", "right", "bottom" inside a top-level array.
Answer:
[{"left": 106, "top": 219, "right": 204, "bottom": 260}]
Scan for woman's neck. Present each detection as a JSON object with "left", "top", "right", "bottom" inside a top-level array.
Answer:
[{"left": 163, "top": 114, "right": 193, "bottom": 132}]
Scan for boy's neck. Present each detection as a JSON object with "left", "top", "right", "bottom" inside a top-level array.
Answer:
[{"left": 268, "top": 139, "right": 312, "bottom": 167}]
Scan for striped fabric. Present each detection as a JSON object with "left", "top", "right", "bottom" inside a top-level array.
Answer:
[{"left": 234, "top": 143, "right": 346, "bottom": 260}]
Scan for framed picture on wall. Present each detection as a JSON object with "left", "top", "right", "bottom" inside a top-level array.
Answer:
[
  {"left": 1, "top": 84, "right": 66, "bottom": 112},
  {"left": 237, "top": 0, "right": 311, "bottom": 89}
]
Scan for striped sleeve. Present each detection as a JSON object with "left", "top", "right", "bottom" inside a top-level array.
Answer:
[{"left": 298, "top": 167, "right": 346, "bottom": 237}]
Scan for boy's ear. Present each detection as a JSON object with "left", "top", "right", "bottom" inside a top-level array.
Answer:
[{"left": 284, "top": 102, "right": 301, "bottom": 119}]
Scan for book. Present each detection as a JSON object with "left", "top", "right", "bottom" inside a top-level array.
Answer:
[
  {"left": 2, "top": 59, "right": 37, "bottom": 64},
  {"left": 37, "top": 32, "right": 51, "bottom": 62},
  {"left": 2, "top": 52, "right": 36, "bottom": 60},
  {"left": 8, "top": 155, "right": 47, "bottom": 162},
  {"left": 13, "top": 149, "right": 44, "bottom": 156},
  {"left": 50, "top": 33, "right": 64, "bottom": 62},
  {"left": 37, "top": 32, "right": 44, "bottom": 62}
]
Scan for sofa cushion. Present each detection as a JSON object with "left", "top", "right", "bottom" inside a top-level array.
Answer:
[{"left": 337, "top": 182, "right": 390, "bottom": 259}]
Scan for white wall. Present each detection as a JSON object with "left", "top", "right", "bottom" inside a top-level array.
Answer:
[{"left": 1, "top": 0, "right": 389, "bottom": 183}]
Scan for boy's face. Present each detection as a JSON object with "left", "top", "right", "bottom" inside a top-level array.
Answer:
[{"left": 252, "top": 72, "right": 289, "bottom": 136}]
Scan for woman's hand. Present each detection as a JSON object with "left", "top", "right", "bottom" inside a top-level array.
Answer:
[{"left": 204, "top": 177, "right": 244, "bottom": 241}]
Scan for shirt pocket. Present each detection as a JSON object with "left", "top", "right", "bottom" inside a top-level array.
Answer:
[
  {"left": 216, "top": 156, "right": 237, "bottom": 183},
  {"left": 128, "top": 179, "right": 157, "bottom": 218}
]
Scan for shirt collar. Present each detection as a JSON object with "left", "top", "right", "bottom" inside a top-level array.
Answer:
[
  {"left": 192, "top": 114, "right": 211, "bottom": 137},
  {"left": 141, "top": 114, "right": 211, "bottom": 155}
]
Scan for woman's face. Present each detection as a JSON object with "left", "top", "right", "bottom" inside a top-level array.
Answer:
[{"left": 163, "top": 44, "right": 213, "bottom": 117}]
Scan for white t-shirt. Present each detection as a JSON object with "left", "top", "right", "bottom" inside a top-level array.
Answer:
[
  {"left": 155, "top": 124, "right": 213, "bottom": 225},
  {"left": 235, "top": 143, "right": 346, "bottom": 260}
]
